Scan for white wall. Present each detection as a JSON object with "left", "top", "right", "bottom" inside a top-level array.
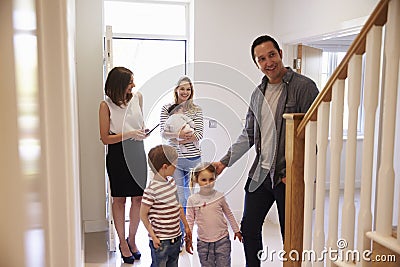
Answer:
[
  {"left": 193, "top": 0, "right": 274, "bottom": 83},
  {"left": 193, "top": 0, "right": 278, "bottom": 222}
]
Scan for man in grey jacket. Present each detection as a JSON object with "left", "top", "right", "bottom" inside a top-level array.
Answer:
[{"left": 214, "top": 35, "right": 319, "bottom": 266}]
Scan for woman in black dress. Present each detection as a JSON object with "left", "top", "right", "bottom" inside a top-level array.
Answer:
[{"left": 99, "top": 67, "right": 147, "bottom": 264}]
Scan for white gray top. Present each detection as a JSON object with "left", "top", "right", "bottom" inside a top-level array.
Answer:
[{"left": 105, "top": 94, "right": 144, "bottom": 134}]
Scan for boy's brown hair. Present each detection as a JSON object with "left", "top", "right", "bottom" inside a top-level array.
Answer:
[{"left": 147, "top": 145, "right": 178, "bottom": 174}]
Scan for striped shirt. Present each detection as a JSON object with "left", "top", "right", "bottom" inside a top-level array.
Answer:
[
  {"left": 142, "top": 177, "right": 182, "bottom": 240},
  {"left": 160, "top": 103, "right": 203, "bottom": 158}
]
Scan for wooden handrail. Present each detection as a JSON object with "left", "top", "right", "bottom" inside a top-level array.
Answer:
[{"left": 297, "top": 0, "right": 389, "bottom": 137}]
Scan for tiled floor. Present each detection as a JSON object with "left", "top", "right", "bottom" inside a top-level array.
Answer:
[{"left": 84, "top": 220, "right": 284, "bottom": 267}]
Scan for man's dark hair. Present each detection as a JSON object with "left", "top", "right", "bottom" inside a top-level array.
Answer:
[{"left": 251, "top": 35, "right": 281, "bottom": 65}]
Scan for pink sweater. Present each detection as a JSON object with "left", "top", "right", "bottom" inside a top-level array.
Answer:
[{"left": 186, "top": 190, "right": 240, "bottom": 242}]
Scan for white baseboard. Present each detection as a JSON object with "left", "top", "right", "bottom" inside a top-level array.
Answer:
[{"left": 84, "top": 220, "right": 108, "bottom": 233}]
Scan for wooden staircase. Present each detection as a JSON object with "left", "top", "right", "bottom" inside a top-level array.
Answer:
[
  {"left": 371, "top": 227, "right": 398, "bottom": 267},
  {"left": 283, "top": 0, "right": 400, "bottom": 266}
]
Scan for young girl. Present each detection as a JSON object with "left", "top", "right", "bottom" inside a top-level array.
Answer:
[{"left": 186, "top": 162, "right": 242, "bottom": 267}]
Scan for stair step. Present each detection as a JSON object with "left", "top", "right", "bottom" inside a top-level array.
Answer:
[{"left": 371, "top": 241, "right": 399, "bottom": 267}]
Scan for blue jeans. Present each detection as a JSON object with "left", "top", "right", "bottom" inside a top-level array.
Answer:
[
  {"left": 174, "top": 156, "right": 201, "bottom": 235},
  {"left": 149, "top": 236, "right": 181, "bottom": 267},
  {"left": 197, "top": 235, "right": 231, "bottom": 267}
]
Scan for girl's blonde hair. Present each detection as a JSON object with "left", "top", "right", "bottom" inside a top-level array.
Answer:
[{"left": 189, "top": 162, "right": 216, "bottom": 191}]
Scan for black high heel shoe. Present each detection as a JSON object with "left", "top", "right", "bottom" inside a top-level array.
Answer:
[
  {"left": 119, "top": 244, "right": 134, "bottom": 264},
  {"left": 126, "top": 237, "right": 141, "bottom": 260}
]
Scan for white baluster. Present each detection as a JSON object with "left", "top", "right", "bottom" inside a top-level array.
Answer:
[
  {"left": 356, "top": 25, "right": 382, "bottom": 267},
  {"left": 302, "top": 121, "right": 317, "bottom": 267},
  {"left": 376, "top": 0, "right": 400, "bottom": 237},
  {"left": 398, "top": 183, "right": 400, "bottom": 245},
  {"left": 327, "top": 80, "right": 345, "bottom": 267},
  {"left": 341, "top": 55, "right": 362, "bottom": 259},
  {"left": 313, "top": 101, "right": 330, "bottom": 267}
]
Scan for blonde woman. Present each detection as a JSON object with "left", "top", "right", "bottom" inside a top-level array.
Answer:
[{"left": 159, "top": 76, "right": 204, "bottom": 248}]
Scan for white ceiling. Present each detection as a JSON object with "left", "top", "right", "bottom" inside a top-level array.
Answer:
[
  {"left": 303, "top": 33, "right": 358, "bottom": 52},
  {"left": 303, "top": 34, "right": 357, "bottom": 52}
]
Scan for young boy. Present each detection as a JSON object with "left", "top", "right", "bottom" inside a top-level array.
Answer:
[{"left": 140, "top": 144, "right": 192, "bottom": 266}]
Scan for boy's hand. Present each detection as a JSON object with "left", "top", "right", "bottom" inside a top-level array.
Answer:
[
  {"left": 185, "top": 239, "right": 193, "bottom": 254},
  {"left": 184, "top": 228, "right": 192, "bottom": 242},
  {"left": 234, "top": 231, "right": 243, "bottom": 242},
  {"left": 184, "top": 230, "right": 193, "bottom": 254},
  {"left": 151, "top": 236, "right": 161, "bottom": 249}
]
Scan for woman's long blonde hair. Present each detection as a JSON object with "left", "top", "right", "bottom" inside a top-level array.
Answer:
[{"left": 174, "top": 76, "right": 200, "bottom": 113}]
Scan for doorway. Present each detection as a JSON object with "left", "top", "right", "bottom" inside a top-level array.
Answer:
[{"left": 103, "top": 0, "right": 191, "bottom": 251}]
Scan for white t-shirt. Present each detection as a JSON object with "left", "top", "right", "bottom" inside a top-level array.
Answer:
[{"left": 260, "top": 82, "right": 283, "bottom": 170}]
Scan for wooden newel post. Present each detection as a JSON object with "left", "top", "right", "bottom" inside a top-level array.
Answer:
[{"left": 283, "top": 113, "right": 306, "bottom": 267}]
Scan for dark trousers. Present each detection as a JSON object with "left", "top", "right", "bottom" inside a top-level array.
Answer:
[{"left": 241, "top": 177, "right": 286, "bottom": 267}]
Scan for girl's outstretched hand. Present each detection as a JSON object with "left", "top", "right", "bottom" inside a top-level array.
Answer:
[{"left": 234, "top": 231, "right": 243, "bottom": 242}]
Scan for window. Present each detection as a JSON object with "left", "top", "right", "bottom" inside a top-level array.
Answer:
[
  {"left": 104, "top": 1, "right": 186, "bottom": 36},
  {"left": 321, "top": 51, "right": 364, "bottom": 136},
  {"left": 104, "top": 0, "right": 189, "bottom": 89},
  {"left": 111, "top": 38, "right": 186, "bottom": 89}
]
